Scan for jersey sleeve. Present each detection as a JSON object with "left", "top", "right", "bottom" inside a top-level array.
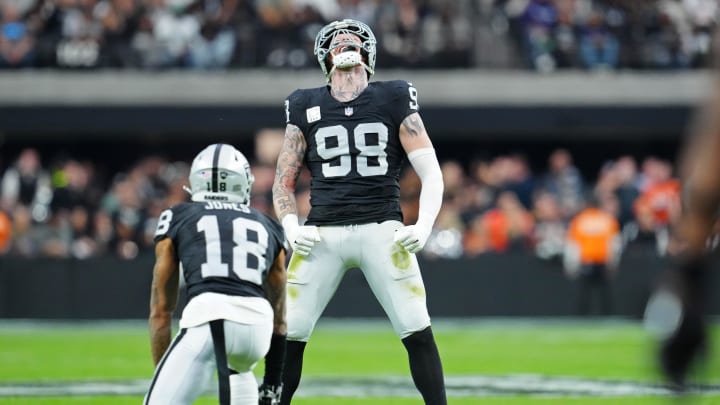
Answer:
[
  {"left": 153, "top": 205, "right": 185, "bottom": 243},
  {"left": 386, "top": 80, "right": 420, "bottom": 126},
  {"left": 285, "top": 89, "right": 309, "bottom": 132}
]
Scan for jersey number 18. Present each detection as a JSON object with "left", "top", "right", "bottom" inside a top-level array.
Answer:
[{"left": 197, "top": 215, "right": 268, "bottom": 284}]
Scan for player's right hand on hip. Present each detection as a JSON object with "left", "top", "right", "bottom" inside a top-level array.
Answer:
[
  {"left": 282, "top": 214, "right": 321, "bottom": 256},
  {"left": 289, "top": 225, "right": 321, "bottom": 256}
]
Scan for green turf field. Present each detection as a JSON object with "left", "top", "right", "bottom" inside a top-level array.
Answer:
[{"left": 0, "top": 318, "right": 718, "bottom": 404}]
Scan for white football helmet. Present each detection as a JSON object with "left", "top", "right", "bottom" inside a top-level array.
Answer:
[
  {"left": 314, "top": 19, "right": 377, "bottom": 81},
  {"left": 187, "top": 144, "right": 254, "bottom": 204}
]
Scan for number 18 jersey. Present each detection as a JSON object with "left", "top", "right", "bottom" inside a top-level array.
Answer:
[
  {"left": 285, "top": 80, "right": 419, "bottom": 226},
  {"left": 154, "top": 201, "right": 286, "bottom": 301}
]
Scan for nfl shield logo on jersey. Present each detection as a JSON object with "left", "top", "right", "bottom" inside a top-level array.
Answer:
[{"left": 344, "top": 106, "right": 354, "bottom": 116}]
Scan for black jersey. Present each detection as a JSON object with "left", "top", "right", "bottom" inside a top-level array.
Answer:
[
  {"left": 153, "top": 201, "right": 286, "bottom": 301},
  {"left": 285, "top": 80, "right": 420, "bottom": 226}
]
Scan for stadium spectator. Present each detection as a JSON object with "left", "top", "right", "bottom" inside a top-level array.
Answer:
[
  {"left": 185, "top": 0, "right": 239, "bottom": 69},
  {"left": 532, "top": 190, "right": 566, "bottom": 261},
  {"left": 632, "top": 157, "right": 681, "bottom": 255},
  {"left": 94, "top": 0, "right": 143, "bottom": 67},
  {"left": 374, "top": 0, "right": 423, "bottom": 67},
  {"left": 102, "top": 176, "right": 147, "bottom": 259},
  {"left": 144, "top": 0, "right": 200, "bottom": 68},
  {"left": 7, "top": 205, "right": 40, "bottom": 257},
  {"left": 50, "top": 159, "right": 101, "bottom": 213},
  {"left": 272, "top": 19, "right": 447, "bottom": 405},
  {"left": 0, "top": 0, "right": 713, "bottom": 70},
  {"left": 577, "top": 7, "right": 620, "bottom": 71},
  {"left": 540, "top": 148, "right": 585, "bottom": 220},
  {"left": 55, "top": 0, "right": 104, "bottom": 69},
  {"left": 520, "top": 0, "right": 559, "bottom": 72},
  {"left": 68, "top": 204, "right": 97, "bottom": 259},
  {"left": 564, "top": 192, "right": 622, "bottom": 315},
  {"left": 475, "top": 190, "right": 535, "bottom": 254},
  {"left": 499, "top": 153, "right": 535, "bottom": 210},
  {"left": 417, "top": 1, "right": 474, "bottom": 68},
  {"left": 611, "top": 155, "right": 642, "bottom": 228},
  {"left": 680, "top": 0, "right": 716, "bottom": 68},
  {"left": 0, "top": 148, "right": 53, "bottom": 223},
  {"left": 459, "top": 157, "right": 498, "bottom": 226},
  {"left": 0, "top": 1, "right": 35, "bottom": 68}
]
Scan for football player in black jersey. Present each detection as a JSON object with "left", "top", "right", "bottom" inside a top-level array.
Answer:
[
  {"left": 272, "top": 19, "right": 446, "bottom": 404},
  {"left": 145, "top": 144, "right": 287, "bottom": 405},
  {"left": 644, "top": 34, "right": 720, "bottom": 389}
]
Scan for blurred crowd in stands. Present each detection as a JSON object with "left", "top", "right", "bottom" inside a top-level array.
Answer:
[
  {"left": 0, "top": 0, "right": 716, "bottom": 71},
  {"left": 0, "top": 129, "right": 681, "bottom": 262}
]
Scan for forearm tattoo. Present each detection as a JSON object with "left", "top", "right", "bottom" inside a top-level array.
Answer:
[
  {"left": 402, "top": 113, "right": 426, "bottom": 137},
  {"left": 273, "top": 125, "right": 306, "bottom": 219}
]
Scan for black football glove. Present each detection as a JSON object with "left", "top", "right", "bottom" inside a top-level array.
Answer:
[
  {"left": 258, "top": 382, "right": 283, "bottom": 405},
  {"left": 646, "top": 257, "right": 709, "bottom": 389}
]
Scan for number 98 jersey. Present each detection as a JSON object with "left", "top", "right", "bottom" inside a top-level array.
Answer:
[
  {"left": 154, "top": 201, "right": 286, "bottom": 300},
  {"left": 285, "top": 80, "right": 419, "bottom": 226}
]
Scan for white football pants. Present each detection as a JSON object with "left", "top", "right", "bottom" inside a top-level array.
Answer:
[
  {"left": 287, "top": 220, "right": 431, "bottom": 341},
  {"left": 144, "top": 318, "right": 272, "bottom": 405}
]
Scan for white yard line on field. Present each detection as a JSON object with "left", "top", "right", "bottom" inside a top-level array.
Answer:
[{"left": 0, "top": 375, "right": 718, "bottom": 398}]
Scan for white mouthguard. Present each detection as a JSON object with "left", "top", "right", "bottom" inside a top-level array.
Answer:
[{"left": 333, "top": 51, "right": 362, "bottom": 69}]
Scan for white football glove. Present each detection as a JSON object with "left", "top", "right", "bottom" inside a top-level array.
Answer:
[
  {"left": 394, "top": 223, "right": 432, "bottom": 254},
  {"left": 282, "top": 214, "right": 320, "bottom": 256}
]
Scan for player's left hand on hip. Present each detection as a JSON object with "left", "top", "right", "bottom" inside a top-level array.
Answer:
[
  {"left": 258, "top": 382, "right": 283, "bottom": 405},
  {"left": 394, "top": 224, "right": 430, "bottom": 254}
]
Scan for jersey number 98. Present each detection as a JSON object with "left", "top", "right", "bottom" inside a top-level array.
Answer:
[{"left": 315, "top": 122, "right": 388, "bottom": 178}]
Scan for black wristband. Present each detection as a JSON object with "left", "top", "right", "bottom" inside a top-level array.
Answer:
[{"left": 263, "top": 333, "right": 287, "bottom": 385}]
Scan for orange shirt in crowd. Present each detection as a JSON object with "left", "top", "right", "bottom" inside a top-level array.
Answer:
[
  {"left": 0, "top": 211, "right": 10, "bottom": 252},
  {"left": 484, "top": 210, "right": 509, "bottom": 252},
  {"left": 566, "top": 207, "right": 620, "bottom": 264},
  {"left": 633, "top": 179, "right": 681, "bottom": 226}
]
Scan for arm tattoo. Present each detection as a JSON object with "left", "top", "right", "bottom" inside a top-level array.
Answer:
[
  {"left": 272, "top": 125, "right": 306, "bottom": 220},
  {"left": 402, "top": 113, "right": 425, "bottom": 137}
]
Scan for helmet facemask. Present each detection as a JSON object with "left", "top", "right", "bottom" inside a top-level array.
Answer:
[
  {"left": 314, "top": 19, "right": 377, "bottom": 82},
  {"left": 186, "top": 144, "right": 254, "bottom": 205}
]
